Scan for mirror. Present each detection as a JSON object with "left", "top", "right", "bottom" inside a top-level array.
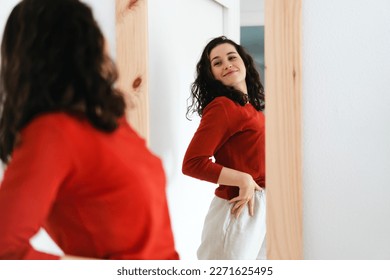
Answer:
[{"left": 147, "top": 0, "right": 266, "bottom": 260}]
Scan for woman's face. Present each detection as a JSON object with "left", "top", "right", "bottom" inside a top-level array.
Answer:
[{"left": 209, "top": 43, "right": 247, "bottom": 93}]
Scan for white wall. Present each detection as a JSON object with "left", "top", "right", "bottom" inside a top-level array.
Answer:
[
  {"left": 240, "top": 0, "right": 264, "bottom": 26},
  {"left": 0, "top": 0, "right": 19, "bottom": 40},
  {"left": 302, "top": 0, "right": 390, "bottom": 259}
]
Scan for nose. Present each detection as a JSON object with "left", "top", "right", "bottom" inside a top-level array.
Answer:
[{"left": 224, "top": 64, "right": 232, "bottom": 70}]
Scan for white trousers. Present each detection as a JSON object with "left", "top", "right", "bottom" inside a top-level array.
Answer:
[{"left": 197, "top": 190, "right": 266, "bottom": 260}]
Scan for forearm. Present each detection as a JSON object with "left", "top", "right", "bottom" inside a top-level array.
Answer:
[
  {"left": 182, "top": 156, "right": 223, "bottom": 184},
  {"left": 217, "top": 166, "right": 253, "bottom": 188}
]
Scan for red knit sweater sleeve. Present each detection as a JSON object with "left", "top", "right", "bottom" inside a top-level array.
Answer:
[
  {"left": 182, "top": 97, "right": 232, "bottom": 183},
  {"left": 0, "top": 117, "right": 73, "bottom": 259}
]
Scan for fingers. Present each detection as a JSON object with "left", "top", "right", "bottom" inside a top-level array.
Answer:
[
  {"left": 255, "top": 185, "right": 263, "bottom": 192},
  {"left": 231, "top": 200, "right": 246, "bottom": 219},
  {"left": 230, "top": 196, "right": 256, "bottom": 219},
  {"left": 231, "top": 199, "right": 247, "bottom": 212},
  {"left": 229, "top": 196, "right": 242, "bottom": 204},
  {"left": 228, "top": 189, "right": 255, "bottom": 203},
  {"left": 248, "top": 196, "right": 254, "bottom": 217},
  {"left": 229, "top": 180, "right": 262, "bottom": 218},
  {"left": 229, "top": 189, "right": 259, "bottom": 204}
]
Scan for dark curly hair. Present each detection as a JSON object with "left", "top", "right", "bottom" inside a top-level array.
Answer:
[
  {"left": 186, "top": 36, "right": 265, "bottom": 119},
  {"left": 0, "top": 0, "right": 126, "bottom": 163}
]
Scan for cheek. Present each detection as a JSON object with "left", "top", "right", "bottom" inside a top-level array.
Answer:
[
  {"left": 238, "top": 60, "right": 246, "bottom": 69},
  {"left": 211, "top": 68, "right": 219, "bottom": 80}
]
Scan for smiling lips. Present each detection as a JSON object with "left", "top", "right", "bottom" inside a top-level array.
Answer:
[{"left": 223, "top": 69, "right": 237, "bottom": 77}]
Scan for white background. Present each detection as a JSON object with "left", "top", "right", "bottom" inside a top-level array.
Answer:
[{"left": 302, "top": 0, "right": 390, "bottom": 259}]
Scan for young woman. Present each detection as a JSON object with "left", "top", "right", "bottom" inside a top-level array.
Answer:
[
  {"left": 182, "top": 36, "right": 266, "bottom": 259},
  {"left": 0, "top": 0, "right": 178, "bottom": 260}
]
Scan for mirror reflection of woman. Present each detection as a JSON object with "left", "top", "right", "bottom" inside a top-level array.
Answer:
[{"left": 182, "top": 36, "right": 266, "bottom": 260}]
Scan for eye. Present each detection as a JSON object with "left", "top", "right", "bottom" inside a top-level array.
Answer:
[
  {"left": 228, "top": 56, "right": 237, "bottom": 61},
  {"left": 213, "top": 61, "right": 221, "bottom": 66}
]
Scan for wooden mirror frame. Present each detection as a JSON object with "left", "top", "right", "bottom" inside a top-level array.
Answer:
[{"left": 265, "top": 0, "right": 302, "bottom": 259}]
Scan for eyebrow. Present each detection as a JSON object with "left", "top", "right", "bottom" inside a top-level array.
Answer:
[{"left": 210, "top": 51, "right": 237, "bottom": 63}]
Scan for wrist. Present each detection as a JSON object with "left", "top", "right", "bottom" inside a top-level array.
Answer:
[{"left": 238, "top": 173, "right": 252, "bottom": 188}]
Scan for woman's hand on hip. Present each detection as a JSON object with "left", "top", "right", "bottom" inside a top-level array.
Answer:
[
  {"left": 228, "top": 174, "right": 263, "bottom": 218},
  {"left": 217, "top": 167, "right": 263, "bottom": 218}
]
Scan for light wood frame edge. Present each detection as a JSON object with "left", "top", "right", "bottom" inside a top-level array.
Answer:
[{"left": 265, "top": 0, "right": 303, "bottom": 259}]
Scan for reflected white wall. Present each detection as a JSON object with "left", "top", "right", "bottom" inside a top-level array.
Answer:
[
  {"left": 303, "top": 0, "right": 390, "bottom": 259},
  {"left": 148, "top": 0, "right": 239, "bottom": 260},
  {"left": 240, "top": 0, "right": 264, "bottom": 26}
]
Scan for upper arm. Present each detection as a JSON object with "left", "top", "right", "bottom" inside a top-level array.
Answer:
[{"left": 182, "top": 98, "right": 233, "bottom": 183}]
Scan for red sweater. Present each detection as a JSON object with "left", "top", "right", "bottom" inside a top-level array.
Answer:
[
  {"left": 182, "top": 96, "right": 265, "bottom": 200},
  {"left": 0, "top": 113, "right": 179, "bottom": 260}
]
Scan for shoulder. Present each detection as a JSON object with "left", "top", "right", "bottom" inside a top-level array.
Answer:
[
  {"left": 209, "top": 96, "right": 236, "bottom": 108},
  {"left": 27, "top": 112, "right": 77, "bottom": 125},
  {"left": 12, "top": 113, "right": 78, "bottom": 163},
  {"left": 203, "top": 96, "right": 237, "bottom": 115},
  {"left": 26, "top": 112, "right": 78, "bottom": 126},
  {"left": 21, "top": 112, "right": 86, "bottom": 139}
]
